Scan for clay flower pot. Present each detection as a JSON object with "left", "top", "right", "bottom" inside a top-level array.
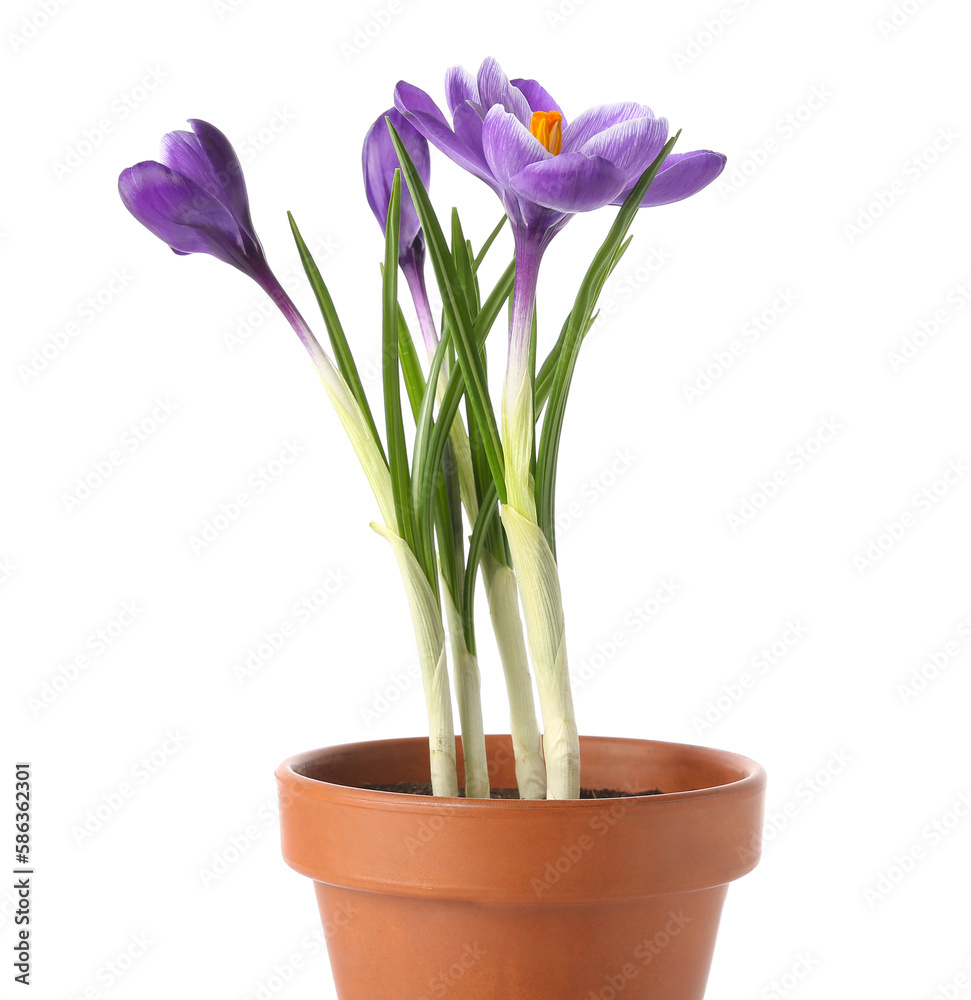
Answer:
[{"left": 276, "top": 734, "right": 765, "bottom": 1000}]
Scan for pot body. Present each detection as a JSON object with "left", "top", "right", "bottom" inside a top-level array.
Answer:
[{"left": 277, "top": 735, "right": 765, "bottom": 1000}]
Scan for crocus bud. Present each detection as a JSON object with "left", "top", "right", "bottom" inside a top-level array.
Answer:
[
  {"left": 118, "top": 119, "right": 272, "bottom": 282},
  {"left": 362, "top": 107, "right": 430, "bottom": 267}
]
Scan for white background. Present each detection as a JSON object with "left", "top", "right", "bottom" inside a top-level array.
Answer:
[{"left": 3, "top": 0, "right": 970, "bottom": 998}]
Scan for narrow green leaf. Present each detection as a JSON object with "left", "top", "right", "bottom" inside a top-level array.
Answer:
[
  {"left": 396, "top": 298, "right": 425, "bottom": 421},
  {"left": 412, "top": 328, "right": 452, "bottom": 576},
  {"left": 451, "top": 209, "right": 476, "bottom": 311},
  {"left": 462, "top": 481, "right": 499, "bottom": 640},
  {"left": 473, "top": 216, "right": 508, "bottom": 272},
  {"left": 382, "top": 172, "right": 419, "bottom": 560},
  {"left": 412, "top": 256, "right": 515, "bottom": 571},
  {"left": 288, "top": 212, "right": 385, "bottom": 462},
  {"left": 387, "top": 118, "right": 507, "bottom": 505},
  {"left": 535, "top": 134, "right": 680, "bottom": 553},
  {"left": 534, "top": 235, "right": 633, "bottom": 415}
]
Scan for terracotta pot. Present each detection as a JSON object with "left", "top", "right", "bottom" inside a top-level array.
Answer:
[{"left": 276, "top": 734, "right": 765, "bottom": 1000}]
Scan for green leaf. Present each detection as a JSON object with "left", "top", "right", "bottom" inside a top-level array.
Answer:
[
  {"left": 535, "top": 134, "right": 680, "bottom": 555},
  {"left": 387, "top": 118, "right": 507, "bottom": 505},
  {"left": 382, "top": 172, "right": 419, "bottom": 561},
  {"left": 534, "top": 235, "right": 633, "bottom": 416},
  {"left": 396, "top": 298, "right": 425, "bottom": 421},
  {"left": 451, "top": 209, "right": 476, "bottom": 313},
  {"left": 411, "top": 327, "right": 452, "bottom": 578},
  {"left": 288, "top": 212, "right": 385, "bottom": 462},
  {"left": 473, "top": 215, "right": 508, "bottom": 272},
  {"left": 462, "top": 481, "right": 499, "bottom": 641},
  {"left": 412, "top": 257, "right": 515, "bottom": 577}
]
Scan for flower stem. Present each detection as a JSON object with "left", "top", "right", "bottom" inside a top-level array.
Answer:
[
  {"left": 442, "top": 581, "right": 489, "bottom": 798},
  {"left": 401, "top": 254, "right": 440, "bottom": 358},
  {"left": 481, "top": 552, "right": 546, "bottom": 799},
  {"left": 501, "top": 229, "right": 580, "bottom": 800}
]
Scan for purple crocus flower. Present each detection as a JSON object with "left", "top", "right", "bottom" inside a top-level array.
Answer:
[
  {"left": 362, "top": 107, "right": 438, "bottom": 353},
  {"left": 394, "top": 57, "right": 725, "bottom": 240},
  {"left": 394, "top": 58, "right": 725, "bottom": 392},
  {"left": 119, "top": 119, "right": 327, "bottom": 375},
  {"left": 119, "top": 119, "right": 269, "bottom": 276}
]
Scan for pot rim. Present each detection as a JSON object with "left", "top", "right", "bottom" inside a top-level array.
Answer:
[{"left": 276, "top": 733, "right": 766, "bottom": 810}]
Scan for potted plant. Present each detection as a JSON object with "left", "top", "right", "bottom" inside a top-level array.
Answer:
[{"left": 119, "top": 57, "right": 766, "bottom": 1000}]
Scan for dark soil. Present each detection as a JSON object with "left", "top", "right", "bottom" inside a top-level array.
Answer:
[{"left": 360, "top": 783, "right": 662, "bottom": 798}]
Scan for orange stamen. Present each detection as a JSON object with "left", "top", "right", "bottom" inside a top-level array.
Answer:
[{"left": 530, "top": 111, "right": 563, "bottom": 155}]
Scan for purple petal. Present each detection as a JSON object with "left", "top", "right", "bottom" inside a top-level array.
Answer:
[
  {"left": 614, "top": 149, "right": 727, "bottom": 207},
  {"left": 363, "top": 107, "right": 429, "bottom": 248},
  {"left": 578, "top": 115, "right": 669, "bottom": 186},
  {"left": 394, "top": 81, "right": 452, "bottom": 129},
  {"left": 452, "top": 103, "right": 492, "bottom": 176},
  {"left": 507, "top": 153, "right": 629, "bottom": 214},
  {"left": 395, "top": 81, "right": 497, "bottom": 190},
  {"left": 476, "top": 57, "right": 532, "bottom": 126},
  {"left": 562, "top": 102, "right": 654, "bottom": 154},
  {"left": 511, "top": 78, "right": 565, "bottom": 122},
  {"left": 118, "top": 160, "right": 246, "bottom": 266},
  {"left": 444, "top": 65, "right": 479, "bottom": 115},
  {"left": 481, "top": 105, "right": 551, "bottom": 189},
  {"left": 187, "top": 120, "right": 255, "bottom": 231},
  {"left": 161, "top": 120, "right": 256, "bottom": 241}
]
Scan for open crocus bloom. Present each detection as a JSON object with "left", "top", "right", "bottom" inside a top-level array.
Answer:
[
  {"left": 395, "top": 57, "right": 725, "bottom": 239},
  {"left": 118, "top": 119, "right": 270, "bottom": 280}
]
